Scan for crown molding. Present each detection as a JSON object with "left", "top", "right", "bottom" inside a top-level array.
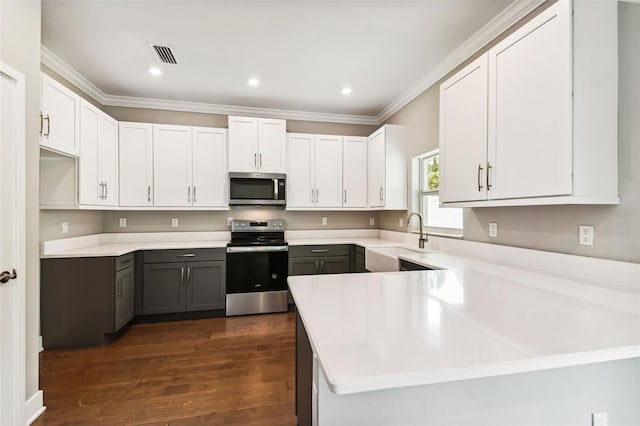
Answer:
[{"left": 375, "top": 0, "right": 546, "bottom": 123}]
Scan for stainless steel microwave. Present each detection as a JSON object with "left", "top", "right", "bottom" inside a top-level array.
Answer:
[{"left": 229, "top": 173, "right": 286, "bottom": 206}]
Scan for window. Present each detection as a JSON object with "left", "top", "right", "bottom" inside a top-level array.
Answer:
[{"left": 416, "top": 150, "right": 463, "bottom": 235}]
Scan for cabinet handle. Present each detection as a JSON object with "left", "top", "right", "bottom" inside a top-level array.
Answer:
[
  {"left": 181, "top": 267, "right": 185, "bottom": 286},
  {"left": 187, "top": 267, "right": 191, "bottom": 286},
  {"left": 259, "top": 153, "right": 262, "bottom": 168},
  {"left": 44, "top": 114, "right": 50, "bottom": 137},
  {"left": 311, "top": 249, "right": 328, "bottom": 253},
  {"left": 379, "top": 186, "right": 383, "bottom": 202},
  {"left": 320, "top": 260, "right": 325, "bottom": 273},
  {"left": 254, "top": 153, "right": 257, "bottom": 168},
  {"left": 117, "top": 279, "right": 122, "bottom": 297},
  {"left": 315, "top": 261, "right": 319, "bottom": 274},
  {"left": 193, "top": 186, "right": 196, "bottom": 203},
  {"left": 99, "top": 182, "right": 104, "bottom": 200},
  {"left": 344, "top": 189, "right": 347, "bottom": 204},
  {"left": 477, "top": 164, "right": 484, "bottom": 192},
  {"left": 187, "top": 186, "right": 191, "bottom": 203},
  {"left": 147, "top": 185, "right": 151, "bottom": 203},
  {"left": 180, "top": 253, "right": 196, "bottom": 257},
  {"left": 39, "top": 112, "right": 43, "bottom": 135},
  {"left": 105, "top": 182, "right": 108, "bottom": 200},
  {"left": 316, "top": 188, "right": 319, "bottom": 203},
  {"left": 487, "top": 162, "right": 493, "bottom": 190}
]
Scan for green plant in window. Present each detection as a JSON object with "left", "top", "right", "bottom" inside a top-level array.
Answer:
[{"left": 427, "top": 156, "right": 439, "bottom": 191}]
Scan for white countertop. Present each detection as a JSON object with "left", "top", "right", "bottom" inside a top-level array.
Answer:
[{"left": 289, "top": 266, "right": 640, "bottom": 395}]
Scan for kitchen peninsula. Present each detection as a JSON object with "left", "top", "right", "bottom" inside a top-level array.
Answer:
[{"left": 289, "top": 253, "right": 640, "bottom": 425}]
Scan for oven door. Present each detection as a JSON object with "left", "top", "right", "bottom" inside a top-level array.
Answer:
[
  {"left": 229, "top": 173, "right": 286, "bottom": 206},
  {"left": 226, "top": 246, "right": 288, "bottom": 294}
]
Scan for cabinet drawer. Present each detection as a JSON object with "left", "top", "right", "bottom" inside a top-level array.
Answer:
[
  {"left": 115, "top": 253, "right": 135, "bottom": 271},
  {"left": 289, "top": 245, "right": 350, "bottom": 258},
  {"left": 143, "top": 248, "right": 225, "bottom": 264}
]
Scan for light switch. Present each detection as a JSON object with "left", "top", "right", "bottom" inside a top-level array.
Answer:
[
  {"left": 369, "top": 217, "right": 375, "bottom": 226},
  {"left": 119, "top": 218, "right": 127, "bottom": 228},
  {"left": 322, "top": 217, "right": 328, "bottom": 226},
  {"left": 489, "top": 222, "right": 498, "bottom": 238},
  {"left": 62, "top": 222, "right": 68, "bottom": 234},
  {"left": 171, "top": 218, "right": 179, "bottom": 228}
]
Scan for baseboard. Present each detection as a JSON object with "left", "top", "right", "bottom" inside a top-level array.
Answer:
[{"left": 25, "top": 390, "right": 45, "bottom": 425}]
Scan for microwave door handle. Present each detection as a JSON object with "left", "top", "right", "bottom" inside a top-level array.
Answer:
[{"left": 274, "top": 179, "right": 278, "bottom": 200}]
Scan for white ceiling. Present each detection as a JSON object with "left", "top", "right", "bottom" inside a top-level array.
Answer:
[{"left": 42, "top": 0, "right": 516, "bottom": 120}]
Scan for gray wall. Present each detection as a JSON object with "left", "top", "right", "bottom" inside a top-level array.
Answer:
[
  {"left": 1, "top": 0, "right": 41, "bottom": 401},
  {"left": 381, "top": 2, "right": 640, "bottom": 263}
]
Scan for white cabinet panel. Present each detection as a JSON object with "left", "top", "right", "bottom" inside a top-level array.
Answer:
[
  {"left": 153, "top": 125, "right": 193, "bottom": 207},
  {"left": 228, "top": 116, "right": 258, "bottom": 172},
  {"left": 119, "top": 122, "right": 153, "bottom": 206},
  {"left": 287, "top": 134, "right": 315, "bottom": 208},
  {"left": 40, "top": 73, "right": 80, "bottom": 156},
  {"left": 79, "top": 102, "right": 100, "bottom": 205},
  {"left": 488, "top": 2, "right": 572, "bottom": 200},
  {"left": 439, "top": 55, "right": 488, "bottom": 203},
  {"left": 368, "top": 129, "right": 385, "bottom": 208},
  {"left": 342, "top": 136, "right": 368, "bottom": 208},
  {"left": 314, "top": 135, "right": 343, "bottom": 208},
  {"left": 192, "top": 127, "right": 228, "bottom": 207},
  {"left": 99, "top": 115, "right": 118, "bottom": 206},
  {"left": 258, "top": 118, "right": 286, "bottom": 173}
]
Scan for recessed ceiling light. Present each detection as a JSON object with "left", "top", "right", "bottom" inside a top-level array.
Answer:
[
  {"left": 341, "top": 87, "right": 352, "bottom": 95},
  {"left": 248, "top": 78, "right": 260, "bottom": 87},
  {"left": 148, "top": 66, "right": 162, "bottom": 76}
]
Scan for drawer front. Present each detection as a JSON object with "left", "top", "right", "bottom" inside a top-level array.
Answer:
[
  {"left": 289, "top": 245, "right": 350, "bottom": 258},
  {"left": 115, "top": 253, "right": 135, "bottom": 271},
  {"left": 143, "top": 248, "right": 225, "bottom": 264}
]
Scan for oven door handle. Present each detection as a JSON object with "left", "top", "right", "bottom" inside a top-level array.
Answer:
[{"left": 226, "top": 246, "right": 289, "bottom": 253}]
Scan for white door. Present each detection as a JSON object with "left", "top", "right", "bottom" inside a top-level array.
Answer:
[
  {"left": 99, "top": 114, "right": 118, "bottom": 206},
  {"left": 40, "top": 72, "right": 79, "bottom": 156},
  {"left": 0, "top": 62, "right": 26, "bottom": 426},
  {"left": 257, "top": 118, "right": 286, "bottom": 173},
  {"left": 287, "top": 133, "right": 314, "bottom": 208},
  {"left": 342, "top": 136, "right": 368, "bottom": 208},
  {"left": 487, "top": 0, "right": 572, "bottom": 200},
  {"left": 79, "top": 100, "right": 101, "bottom": 205},
  {"left": 314, "top": 135, "right": 343, "bottom": 208},
  {"left": 119, "top": 122, "right": 153, "bottom": 206},
  {"left": 368, "top": 128, "right": 386, "bottom": 207},
  {"left": 228, "top": 116, "right": 258, "bottom": 172},
  {"left": 192, "top": 127, "right": 227, "bottom": 207},
  {"left": 439, "top": 54, "right": 489, "bottom": 203},
  {"left": 153, "top": 125, "right": 193, "bottom": 206}
]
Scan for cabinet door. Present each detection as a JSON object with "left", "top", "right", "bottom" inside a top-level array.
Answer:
[
  {"left": 119, "top": 122, "right": 153, "bottom": 206},
  {"left": 142, "top": 262, "right": 186, "bottom": 314},
  {"left": 228, "top": 116, "right": 259, "bottom": 172},
  {"left": 185, "top": 261, "right": 225, "bottom": 312},
  {"left": 289, "top": 257, "right": 320, "bottom": 276},
  {"left": 439, "top": 54, "right": 489, "bottom": 203},
  {"left": 41, "top": 73, "right": 80, "bottom": 156},
  {"left": 79, "top": 101, "right": 101, "bottom": 205},
  {"left": 368, "top": 128, "right": 386, "bottom": 207},
  {"left": 99, "top": 113, "right": 118, "bottom": 206},
  {"left": 258, "top": 118, "right": 286, "bottom": 173},
  {"left": 342, "top": 136, "right": 368, "bottom": 208},
  {"left": 318, "top": 256, "right": 350, "bottom": 274},
  {"left": 192, "top": 127, "right": 227, "bottom": 207},
  {"left": 314, "top": 135, "right": 343, "bottom": 208},
  {"left": 487, "top": 1, "right": 572, "bottom": 200},
  {"left": 153, "top": 125, "right": 193, "bottom": 206},
  {"left": 114, "top": 266, "right": 135, "bottom": 331},
  {"left": 287, "top": 133, "right": 314, "bottom": 208}
]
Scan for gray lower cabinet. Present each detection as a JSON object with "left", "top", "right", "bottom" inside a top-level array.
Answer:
[
  {"left": 289, "top": 245, "right": 351, "bottom": 277},
  {"left": 141, "top": 249, "right": 226, "bottom": 315},
  {"left": 114, "top": 265, "right": 135, "bottom": 331}
]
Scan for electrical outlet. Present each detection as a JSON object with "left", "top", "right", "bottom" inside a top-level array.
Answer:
[
  {"left": 227, "top": 217, "right": 233, "bottom": 226},
  {"left": 322, "top": 217, "right": 328, "bottom": 226},
  {"left": 62, "top": 222, "right": 68, "bottom": 234},
  {"left": 399, "top": 218, "right": 404, "bottom": 227},
  {"left": 119, "top": 218, "right": 127, "bottom": 228},
  {"left": 489, "top": 222, "right": 498, "bottom": 238},
  {"left": 592, "top": 412, "right": 608, "bottom": 426},
  {"left": 369, "top": 217, "right": 375, "bottom": 226},
  {"left": 579, "top": 225, "right": 594, "bottom": 246},
  {"left": 171, "top": 218, "right": 179, "bottom": 228}
]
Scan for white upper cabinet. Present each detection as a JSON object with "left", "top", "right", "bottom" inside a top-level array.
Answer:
[
  {"left": 287, "top": 133, "right": 314, "bottom": 208},
  {"left": 40, "top": 72, "right": 80, "bottom": 156},
  {"left": 314, "top": 135, "right": 343, "bottom": 208},
  {"left": 367, "top": 125, "right": 407, "bottom": 210},
  {"left": 153, "top": 125, "right": 193, "bottom": 207},
  {"left": 119, "top": 122, "right": 154, "bottom": 207},
  {"left": 439, "top": 1, "right": 619, "bottom": 207},
  {"left": 192, "top": 127, "right": 228, "bottom": 207},
  {"left": 342, "top": 136, "right": 368, "bottom": 208},
  {"left": 228, "top": 116, "right": 286, "bottom": 173},
  {"left": 439, "top": 55, "right": 489, "bottom": 203},
  {"left": 78, "top": 100, "right": 118, "bottom": 206}
]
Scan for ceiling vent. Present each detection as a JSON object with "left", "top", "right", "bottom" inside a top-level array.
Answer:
[{"left": 150, "top": 44, "right": 178, "bottom": 64}]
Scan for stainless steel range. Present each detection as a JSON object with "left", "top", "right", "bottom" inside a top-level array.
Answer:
[{"left": 225, "top": 219, "right": 288, "bottom": 316}]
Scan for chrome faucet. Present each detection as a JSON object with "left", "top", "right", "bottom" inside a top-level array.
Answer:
[{"left": 407, "top": 212, "right": 427, "bottom": 249}]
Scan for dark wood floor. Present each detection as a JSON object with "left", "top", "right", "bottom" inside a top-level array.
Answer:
[{"left": 33, "top": 312, "right": 297, "bottom": 425}]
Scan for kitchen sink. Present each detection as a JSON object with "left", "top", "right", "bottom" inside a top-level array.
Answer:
[{"left": 364, "top": 246, "right": 426, "bottom": 272}]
